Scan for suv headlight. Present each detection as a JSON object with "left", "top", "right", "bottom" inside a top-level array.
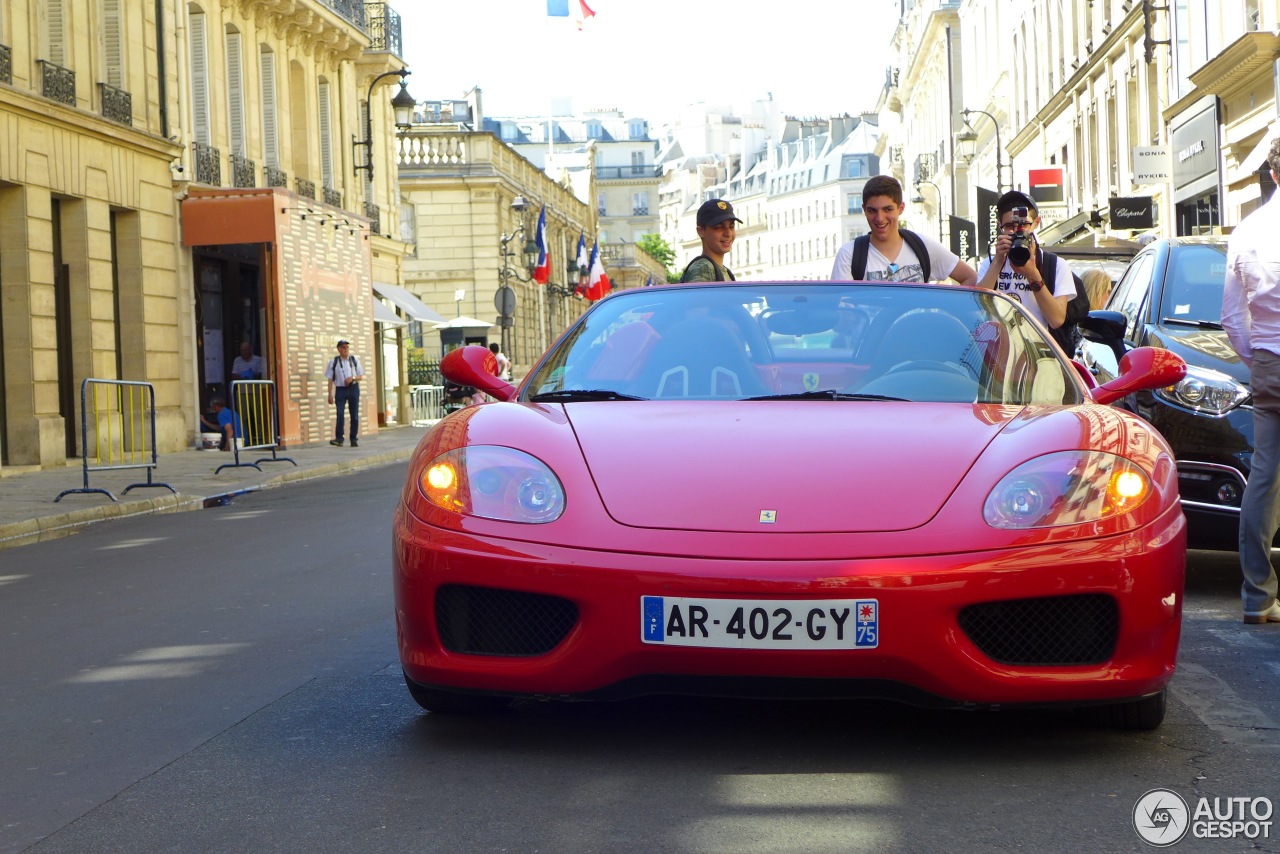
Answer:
[{"left": 1154, "top": 365, "right": 1249, "bottom": 415}]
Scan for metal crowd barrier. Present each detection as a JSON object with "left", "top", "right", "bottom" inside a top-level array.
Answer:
[
  {"left": 215, "top": 379, "right": 298, "bottom": 474},
  {"left": 55, "top": 378, "right": 176, "bottom": 502},
  {"left": 410, "top": 384, "right": 444, "bottom": 425}
]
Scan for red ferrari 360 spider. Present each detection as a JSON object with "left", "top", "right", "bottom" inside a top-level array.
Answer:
[{"left": 393, "top": 280, "right": 1188, "bottom": 729}]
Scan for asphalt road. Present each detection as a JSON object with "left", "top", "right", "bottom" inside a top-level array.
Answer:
[{"left": 2, "top": 464, "right": 1278, "bottom": 853}]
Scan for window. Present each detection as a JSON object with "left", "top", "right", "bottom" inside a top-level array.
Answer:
[
  {"left": 629, "top": 120, "right": 647, "bottom": 139},
  {"left": 102, "top": 0, "right": 124, "bottom": 88},
  {"left": 260, "top": 47, "right": 279, "bottom": 168},
  {"left": 587, "top": 122, "right": 603, "bottom": 140},
  {"left": 632, "top": 192, "right": 648, "bottom": 216},
  {"left": 318, "top": 78, "right": 333, "bottom": 189},
  {"left": 189, "top": 10, "right": 210, "bottom": 145},
  {"left": 597, "top": 191, "right": 606, "bottom": 215},
  {"left": 225, "top": 29, "right": 245, "bottom": 157},
  {"left": 44, "top": 0, "right": 66, "bottom": 66},
  {"left": 631, "top": 151, "right": 646, "bottom": 174}
]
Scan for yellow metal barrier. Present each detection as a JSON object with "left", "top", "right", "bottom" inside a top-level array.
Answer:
[
  {"left": 55, "top": 379, "right": 176, "bottom": 502},
  {"left": 215, "top": 380, "right": 297, "bottom": 474}
]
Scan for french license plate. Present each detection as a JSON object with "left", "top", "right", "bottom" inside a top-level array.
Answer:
[{"left": 640, "top": 596, "right": 878, "bottom": 650}]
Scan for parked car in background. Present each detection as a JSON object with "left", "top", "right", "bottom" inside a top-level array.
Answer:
[
  {"left": 1077, "top": 237, "right": 1252, "bottom": 549},
  {"left": 395, "top": 279, "right": 1189, "bottom": 729}
]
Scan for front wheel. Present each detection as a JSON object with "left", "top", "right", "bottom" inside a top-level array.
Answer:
[
  {"left": 1077, "top": 688, "right": 1166, "bottom": 731},
  {"left": 403, "top": 671, "right": 511, "bottom": 714}
]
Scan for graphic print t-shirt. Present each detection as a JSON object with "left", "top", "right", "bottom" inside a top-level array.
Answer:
[{"left": 829, "top": 233, "right": 962, "bottom": 283}]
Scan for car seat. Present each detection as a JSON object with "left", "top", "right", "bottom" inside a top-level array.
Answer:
[{"left": 640, "top": 318, "right": 768, "bottom": 398}]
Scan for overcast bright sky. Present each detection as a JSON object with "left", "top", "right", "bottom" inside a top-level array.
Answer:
[{"left": 396, "top": 0, "right": 900, "bottom": 125}]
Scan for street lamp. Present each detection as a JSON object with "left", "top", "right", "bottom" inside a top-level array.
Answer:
[
  {"left": 546, "top": 252, "right": 583, "bottom": 299},
  {"left": 912, "top": 179, "right": 944, "bottom": 241},
  {"left": 957, "top": 108, "right": 1007, "bottom": 193},
  {"left": 498, "top": 196, "right": 541, "bottom": 357},
  {"left": 352, "top": 69, "right": 416, "bottom": 179}
]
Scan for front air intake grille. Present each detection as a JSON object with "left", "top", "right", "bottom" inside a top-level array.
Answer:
[
  {"left": 435, "top": 584, "right": 578, "bottom": 656},
  {"left": 958, "top": 594, "right": 1118, "bottom": 665}
]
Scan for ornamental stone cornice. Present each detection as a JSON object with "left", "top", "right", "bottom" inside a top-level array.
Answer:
[{"left": 1188, "top": 31, "right": 1280, "bottom": 100}]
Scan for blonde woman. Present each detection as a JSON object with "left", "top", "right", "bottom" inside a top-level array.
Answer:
[{"left": 1081, "top": 269, "right": 1112, "bottom": 311}]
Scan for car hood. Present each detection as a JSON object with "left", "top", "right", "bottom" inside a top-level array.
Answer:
[
  {"left": 1149, "top": 325, "right": 1250, "bottom": 386},
  {"left": 568, "top": 402, "right": 1015, "bottom": 533}
]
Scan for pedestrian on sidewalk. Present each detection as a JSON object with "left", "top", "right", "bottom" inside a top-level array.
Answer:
[
  {"left": 1223, "top": 135, "right": 1280, "bottom": 625},
  {"left": 325, "top": 339, "right": 364, "bottom": 448}
]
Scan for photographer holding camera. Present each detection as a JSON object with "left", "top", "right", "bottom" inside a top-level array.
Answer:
[{"left": 976, "top": 191, "right": 1077, "bottom": 337}]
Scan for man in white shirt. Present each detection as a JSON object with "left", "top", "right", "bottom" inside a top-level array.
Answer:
[
  {"left": 829, "top": 175, "right": 977, "bottom": 286},
  {"left": 1222, "top": 137, "right": 1280, "bottom": 624},
  {"left": 975, "top": 191, "right": 1077, "bottom": 334},
  {"left": 324, "top": 339, "right": 364, "bottom": 448},
  {"left": 230, "top": 341, "right": 264, "bottom": 381}
]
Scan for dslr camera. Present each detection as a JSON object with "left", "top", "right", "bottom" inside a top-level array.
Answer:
[{"left": 1006, "top": 206, "right": 1034, "bottom": 266}]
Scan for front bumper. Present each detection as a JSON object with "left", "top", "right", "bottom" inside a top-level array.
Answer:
[{"left": 393, "top": 509, "right": 1185, "bottom": 708}]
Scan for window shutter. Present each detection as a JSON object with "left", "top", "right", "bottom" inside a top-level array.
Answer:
[
  {"left": 47, "top": 0, "right": 66, "bottom": 66},
  {"left": 360, "top": 100, "right": 373, "bottom": 199},
  {"left": 318, "top": 79, "right": 333, "bottom": 189},
  {"left": 225, "top": 31, "right": 244, "bottom": 157},
  {"left": 102, "top": 0, "right": 123, "bottom": 88},
  {"left": 189, "top": 12, "right": 210, "bottom": 145},
  {"left": 260, "top": 48, "right": 278, "bottom": 169}
]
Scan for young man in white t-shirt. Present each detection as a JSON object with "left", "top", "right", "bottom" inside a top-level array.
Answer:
[
  {"left": 829, "top": 175, "right": 978, "bottom": 286},
  {"left": 975, "top": 190, "right": 1077, "bottom": 332}
]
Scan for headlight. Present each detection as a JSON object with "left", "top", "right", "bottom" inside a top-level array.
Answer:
[
  {"left": 1154, "top": 365, "right": 1249, "bottom": 415},
  {"left": 984, "top": 451, "right": 1153, "bottom": 529},
  {"left": 419, "top": 446, "right": 565, "bottom": 524}
]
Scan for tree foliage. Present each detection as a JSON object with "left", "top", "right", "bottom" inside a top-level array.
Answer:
[{"left": 636, "top": 233, "right": 680, "bottom": 283}]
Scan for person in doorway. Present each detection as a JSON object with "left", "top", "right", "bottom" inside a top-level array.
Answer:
[
  {"left": 209, "top": 396, "right": 241, "bottom": 452},
  {"left": 325, "top": 339, "right": 364, "bottom": 447},
  {"left": 489, "top": 342, "right": 511, "bottom": 381},
  {"left": 1222, "top": 136, "right": 1280, "bottom": 624},
  {"left": 829, "top": 175, "right": 977, "bottom": 286},
  {"left": 230, "top": 341, "right": 264, "bottom": 381},
  {"left": 679, "top": 199, "right": 741, "bottom": 282}
]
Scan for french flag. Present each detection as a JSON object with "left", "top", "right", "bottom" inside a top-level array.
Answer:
[
  {"left": 586, "top": 240, "right": 611, "bottom": 301},
  {"left": 576, "top": 0, "right": 596, "bottom": 28},
  {"left": 533, "top": 205, "right": 550, "bottom": 284},
  {"left": 574, "top": 231, "right": 589, "bottom": 297}
]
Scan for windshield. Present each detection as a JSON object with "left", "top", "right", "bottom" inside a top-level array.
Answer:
[
  {"left": 525, "top": 283, "right": 1081, "bottom": 406},
  {"left": 1159, "top": 244, "right": 1227, "bottom": 325}
]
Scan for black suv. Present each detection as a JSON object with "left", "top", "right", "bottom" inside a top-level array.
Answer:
[{"left": 1077, "top": 237, "right": 1252, "bottom": 549}]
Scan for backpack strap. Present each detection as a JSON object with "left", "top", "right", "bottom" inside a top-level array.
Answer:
[
  {"left": 898, "top": 229, "right": 931, "bottom": 282},
  {"left": 850, "top": 235, "right": 871, "bottom": 279},
  {"left": 679, "top": 255, "right": 724, "bottom": 283},
  {"left": 1036, "top": 248, "right": 1059, "bottom": 294}
]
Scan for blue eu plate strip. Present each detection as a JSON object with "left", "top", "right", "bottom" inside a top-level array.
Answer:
[{"left": 642, "top": 596, "right": 665, "bottom": 642}]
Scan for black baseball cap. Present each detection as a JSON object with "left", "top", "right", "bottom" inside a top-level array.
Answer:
[
  {"left": 697, "top": 198, "right": 742, "bottom": 227},
  {"left": 336, "top": 339, "right": 350, "bottom": 347},
  {"left": 996, "top": 190, "right": 1038, "bottom": 217}
]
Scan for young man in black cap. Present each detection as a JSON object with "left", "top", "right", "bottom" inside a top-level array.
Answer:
[
  {"left": 680, "top": 198, "right": 741, "bottom": 282},
  {"left": 976, "top": 190, "right": 1077, "bottom": 333}
]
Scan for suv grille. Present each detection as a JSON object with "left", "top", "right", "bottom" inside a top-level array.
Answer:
[
  {"left": 435, "top": 584, "right": 578, "bottom": 656},
  {"left": 958, "top": 594, "right": 1118, "bottom": 665}
]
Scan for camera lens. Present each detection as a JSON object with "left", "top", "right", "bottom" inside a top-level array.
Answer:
[{"left": 1009, "top": 236, "right": 1031, "bottom": 266}]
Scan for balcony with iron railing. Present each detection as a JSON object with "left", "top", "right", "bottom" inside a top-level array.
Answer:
[
  {"left": 595, "top": 165, "right": 661, "bottom": 180},
  {"left": 0, "top": 45, "right": 11, "bottom": 85},
  {"left": 364, "top": 201, "right": 381, "bottom": 234},
  {"left": 364, "top": 2, "right": 403, "bottom": 56},
  {"left": 39, "top": 60, "right": 76, "bottom": 106},
  {"left": 296, "top": 178, "right": 316, "bottom": 200},
  {"left": 323, "top": 0, "right": 366, "bottom": 29},
  {"left": 193, "top": 141, "right": 221, "bottom": 186},
  {"left": 323, "top": 187, "right": 343, "bottom": 208},
  {"left": 264, "top": 165, "right": 288, "bottom": 188},
  {"left": 98, "top": 82, "right": 132, "bottom": 125},
  {"left": 231, "top": 154, "right": 256, "bottom": 188}
]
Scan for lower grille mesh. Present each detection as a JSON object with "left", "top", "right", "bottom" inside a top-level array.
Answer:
[
  {"left": 958, "top": 594, "right": 1118, "bottom": 665},
  {"left": 435, "top": 584, "right": 578, "bottom": 656}
]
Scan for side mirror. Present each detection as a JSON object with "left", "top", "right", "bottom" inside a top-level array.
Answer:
[
  {"left": 1078, "top": 310, "right": 1129, "bottom": 365},
  {"left": 1090, "top": 346, "right": 1187, "bottom": 405},
  {"left": 441, "top": 346, "right": 516, "bottom": 402}
]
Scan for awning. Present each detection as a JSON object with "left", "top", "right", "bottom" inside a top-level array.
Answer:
[
  {"left": 372, "top": 282, "right": 447, "bottom": 323},
  {"left": 1237, "top": 123, "right": 1278, "bottom": 178},
  {"left": 372, "top": 299, "right": 407, "bottom": 327}
]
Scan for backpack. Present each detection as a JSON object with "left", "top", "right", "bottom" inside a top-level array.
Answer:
[
  {"left": 1036, "top": 249, "right": 1090, "bottom": 354},
  {"left": 850, "top": 229, "right": 931, "bottom": 282},
  {"left": 679, "top": 255, "right": 736, "bottom": 283}
]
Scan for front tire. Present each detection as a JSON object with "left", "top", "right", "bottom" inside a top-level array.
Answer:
[
  {"left": 1077, "top": 688, "right": 1166, "bottom": 730},
  {"left": 403, "top": 671, "right": 510, "bottom": 714}
]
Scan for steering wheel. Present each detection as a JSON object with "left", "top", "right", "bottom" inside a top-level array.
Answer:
[{"left": 884, "top": 359, "right": 974, "bottom": 378}]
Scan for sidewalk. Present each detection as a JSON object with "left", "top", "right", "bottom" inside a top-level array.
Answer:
[{"left": 0, "top": 424, "right": 433, "bottom": 551}]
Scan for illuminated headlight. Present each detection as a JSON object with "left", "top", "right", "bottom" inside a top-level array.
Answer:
[
  {"left": 1154, "top": 365, "right": 1249, "bottom": 415},
  {"left": 419, "top": 446, "right": 565, "bottom": 523},
  {"left": 984, "top": 451, "right": 1153, "bottom": 529}
]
